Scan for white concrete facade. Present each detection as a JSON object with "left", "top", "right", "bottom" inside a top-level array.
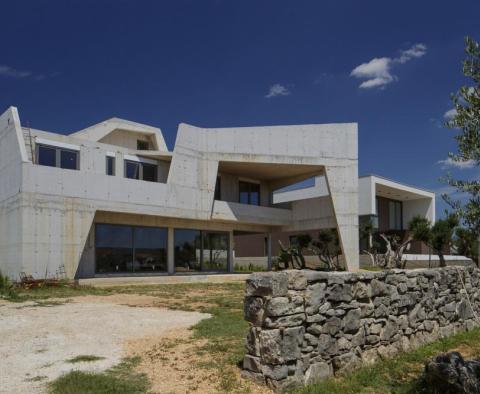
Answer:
[{"left": 0, "top": 106, "right": 359, "bottom": 279}]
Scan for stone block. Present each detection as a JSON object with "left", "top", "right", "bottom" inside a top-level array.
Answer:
[
  {"left": 327, "top": 283, "right": 352, "bottom": 302},
  {"left": 304, "top": 362, "right": 333, "bottom": 384},
  {"left": 287, "top": 270, "right": 308, "bottom": 290},
  {"left": 265, "top": 296, "right": 304, "bottom": 317},
  {"left": 343, "top": 308, "right": 361, "bottom": 333},
  {"left": 264, "top": 313, "right": 306, "bottom": 328},
  {"left": 246, "top": 272, "right": 288, "bottom": 297},
  {"left": 244, "top": 296, "right": 264, "bottom": 325}
]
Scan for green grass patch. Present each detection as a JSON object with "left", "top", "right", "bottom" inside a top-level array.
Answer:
[
  {"left": 66, "top": 355, "right": 106, "bottom": 363},
  {"left": 0, "top": 270, "right": 18, "bottom": 300},
  {"left": 296, "top": 327, "right": 480, "bottom": 394},
  {"left": 49, "top": 357, "right": 148, "bottom": 394}
]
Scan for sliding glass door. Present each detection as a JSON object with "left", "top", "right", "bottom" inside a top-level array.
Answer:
[{"left": 95, "top": 224, "right": 167, "bottom": 274}]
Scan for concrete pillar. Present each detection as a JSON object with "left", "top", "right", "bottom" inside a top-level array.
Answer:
[
  {"left": 267, "top": 233, "right": 272, "bottom": 271},
  {"left": 167, "top": 227, "right": 174, "bottom": 275},
  {"left": 228, "top": 231, "right": 234, "bottom": 273}
]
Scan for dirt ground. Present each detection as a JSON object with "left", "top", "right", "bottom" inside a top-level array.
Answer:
[{"left": 0, "top": 295, "right": 209, "bottom": 394}]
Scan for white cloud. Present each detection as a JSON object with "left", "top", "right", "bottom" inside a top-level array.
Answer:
[
  {"left": 437, "top": 157, "right": 476, "bottom": 169},
  {"left": 0, "top": 65, "right": 32, "bottom": 79},
  {"left": 265, "top": 84, "right": 290, "bottom": 98},
  {"left": 394, "top": 43, "right": 427, "bottom": 64},
  {"left": 350, "top": 43, "right": 427, "bottom": 89},
  {"left": 443, "top": 108, "right": 457, "bottom": 120}
]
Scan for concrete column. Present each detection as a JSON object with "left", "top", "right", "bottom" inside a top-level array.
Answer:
[
  {"left": 167, "top": 227, "right": 174, "bottom": 275},
  {"left": 267, "top": 233, "right": 272, "bottom": 271},
  {"left": 228, "top": 231, "right": 234, "bottom": 273}
]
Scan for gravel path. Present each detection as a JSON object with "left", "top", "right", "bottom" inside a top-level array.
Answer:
[{"left": 0, "top": 298, "right": 209, "bottom": 394}]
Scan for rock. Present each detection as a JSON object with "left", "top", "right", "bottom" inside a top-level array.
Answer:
[
  {"left": 327, "top": 284, "right": 352, "bottom": 302},
  {"left": 343, "top": 308, "right": 361, "bottom": 333},
  {"left": 370, "top": 279, "right": 387, "bottom": 296},
  {"left": 457, "top": 299, "right": 474, "bottom": 320},
  {"left": 305, "top": 283, "right": 327, "bottom": 314},
  {"left": 321, "top": 316, "right": 343, "bottom": 335},
  {"left": 332, "top": 352, "right": 362, "bottom": 375},
  {"left": 244, "top": 297, "right": 264, "bottom": 325},
  {"left": 243, "top": 355, "right": 262, "bottom": 373},
  {"left": 265, "top": 296, "right": 304, "bottom": 317},
  {"left": 337, "top": 337, "right": 352, "bottom": 350},
  {"left": 245, "top": 327, "right": 261, "bottom": 356},
  {"left": 424, "top": 352, "right": 480, "bottom": 394},
  {"left": 352, "top": 281, "right": 370, "bottom": 299},
  {"left": 246, "top": 272, "right": 288, "bottom": 297},
  {"left": 264, "top": 313, "right": 306, "bottom": 328},
  {"left": 380, "top": 319, "right": 398, "bottom": 341},
  {"left": 317, "top": 334, "right": 338, "bottom": 355},
  {"left": 261, "top": 364, "right": 288, "bottom": 380},
  {"left": 304, "top": 362, "right": 333, "bottom": 384},
  {"left": 361, "top": 348, "right": 379, "bottom": 365},
  {"left": 287, "top": 270, "right": 308, "bottom": 290}
]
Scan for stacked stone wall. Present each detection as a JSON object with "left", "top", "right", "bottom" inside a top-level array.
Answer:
[{"left": 242, "top": 266, "right": 480, "bottom": 391}]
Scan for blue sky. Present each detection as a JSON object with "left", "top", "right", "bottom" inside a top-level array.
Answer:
[{"left": 1, "top": 0, "right": 479, "bottom": 218}]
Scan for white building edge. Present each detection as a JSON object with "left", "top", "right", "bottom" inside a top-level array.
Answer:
[{"left": 0, "top": 106, "right": 362, "bottom": 279}]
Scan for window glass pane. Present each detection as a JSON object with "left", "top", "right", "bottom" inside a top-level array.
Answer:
[
  {"left": 239, "top": 181, "right": 250, "bottom": 204},
  {"left": 125, "top": 161, "right": 140, "bottom": 179},
  {"left": 142, "top": 163, "right": 157, "bottom": 182},
  {"left": 395, "top": 202, "right": 402, "bottom": 230},
  {"left": 174, "top": 229, "right": 201, "bottom": 272},
  {"left": 106, "top": 156, "right": 115, "bottom": 176},
  {"left": 388, "top": 201, "right": 395, "bottom": 230},
  {"left": 95, "top": 224, "right": 133, "bottom": 274},
  {"left": 38, "top": 145, "right": 56, "bottom": 167},
  {"left": 203, "top": 232, "right": 228, "bottom": 271},
  {"left": 134, "top": 227, "right": 167, "bottom": 272},
  {"left": 60, "top": 149, "right": 78, "bottom": 170},
  {"left": 250, "top": 183, "right": 260, "bottom": 205}
]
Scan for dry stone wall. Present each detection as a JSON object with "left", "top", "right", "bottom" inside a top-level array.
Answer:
[{"left": 242, "top": 266, "right": 480, "bottom": 391}]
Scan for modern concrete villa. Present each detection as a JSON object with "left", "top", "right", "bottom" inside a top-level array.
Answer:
[{"left": 0, "top": 106, "right": 435, "bottom": 280}]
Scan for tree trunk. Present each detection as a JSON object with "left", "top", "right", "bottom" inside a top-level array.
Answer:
[{"left": 439, "top": 253, "right": 446, "bottom": 268}]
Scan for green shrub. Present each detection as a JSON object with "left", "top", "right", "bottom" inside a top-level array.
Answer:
[{"left": 0, "top": 270, "right": 17, "bottom": 300}]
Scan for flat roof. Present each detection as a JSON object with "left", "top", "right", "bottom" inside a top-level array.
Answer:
[{"left": 359, "top": 173, "right": 435, "bottom": 194}]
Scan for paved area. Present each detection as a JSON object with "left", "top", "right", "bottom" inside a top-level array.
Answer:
[
  {"left": 0, "top": 297, "right": 209, "bottom": 393},
  {"left": 79, "top": 273, "right": 249, "bottom": 287}
]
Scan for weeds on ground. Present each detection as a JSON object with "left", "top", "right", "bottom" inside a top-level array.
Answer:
[
  {"left": 49, "top": 357, "right": 148, "bottom": 394},
  {"left": 296, "top": 327, "right": 480, "bottom": 394},
  {"left": 66, "top": 355, "right": 106, "bottom": 363},
  {"left": 0, "top": 270, "right": 18, "bottom": 300}
]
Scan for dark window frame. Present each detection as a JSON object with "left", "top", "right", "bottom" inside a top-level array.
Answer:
[
  {"left": 36, "top": 144, "right": 80, "bottom": 170},
  {"left": 214, "top": 176, "right": 221, "bottom": 200},
  {"left": 106, "top": 156, "right": 115, "bottom": 176},
  {"left": 238, "top": 180, "right": 261, "bottom": 206},
  {"left": 124, "top": 159, "right": 157, "bottom": 182}
]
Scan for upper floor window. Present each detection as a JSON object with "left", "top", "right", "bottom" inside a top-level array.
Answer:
[
  {"left": 239, "top": 181, "right": 260, "bottom": 205},
  {"left": 37, "top": 144, "right": 79, "bottom": 170},
  {"left": 106, "top": 156, "right": 115, "bottom": 176},
  {"left": 124, "top": 160, "right": 157, "bottom": 182},
  {"left": 214, "top": 176, "right": 221, "bottom": 200},
  {"left": 137, "top": 140, "right": 149, "bottom": 150}
]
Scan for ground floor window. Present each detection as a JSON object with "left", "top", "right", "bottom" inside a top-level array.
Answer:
[
  {"left": 174, "top": 229, "right": 229, "bottom": 272},
  {"left": 95, "top": 224, "right": 167, "bottom": 274}
]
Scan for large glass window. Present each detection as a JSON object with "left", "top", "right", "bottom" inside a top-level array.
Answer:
[
  {"left": 133, "top": 227, "right": 167, "bottom": 272},
  {"left": 239, "top": 181, "right": 260, "bottom": 205},
  {"left": 96, "top": 224, "right": 133, "bottom": 274},
  {"left": 124, "top": 160, "right": 157, "bottom": 182},
  {"left": 174, "top": 229, "right": 201, "bottom": 272},
  {"left": 37, "top": 144, "right": 79, "bottom": 170},
  {"left": 203, "top": 232, "right": 228, "bottom": 271},
  {"left": 95, "top": 224, "right": 167, "bottom": 274}
]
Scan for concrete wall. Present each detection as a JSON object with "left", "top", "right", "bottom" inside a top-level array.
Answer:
[
  {"left": 99, "top": 129, "right": 155, "bottom": 150},
  {"left": 243, "top": 267, "right": 480, "bottom": 391}
]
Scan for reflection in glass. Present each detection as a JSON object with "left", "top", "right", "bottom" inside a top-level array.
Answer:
[
  {"left": 174, "top": 229, "right": 201, "bottom": 272},
  {"left": 125, "top": 161, "right": 140, "bottom": 179},
  {"left": 96, "top": 224, "right": 133, "bottom": 273},
  {"left": 142, "top": 163, "right": 157, "bottom": 182},
  {"left": 134, "top": 227, "right": 167, "bottom": 272},
  {"left": 38, "top": 145, "right": 56, "bottom": 167},
  {"left": 203, "top": 232, "right": 228, "bottom": 271},
  {"left": 60, "top": 150, "right": 78, "bottom": 170}
]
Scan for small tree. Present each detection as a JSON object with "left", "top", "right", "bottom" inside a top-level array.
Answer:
[
  {"left": 455, "top": 227, "right": 479, "bottom": 264},
  {"left": 277, "top": 234, "right": 311, "bottom": 270},
  {"left": 409, "top": 215, "right": 458, "bottom": 267},
  {"left": 310, "top": 229, "right": 343, "bottom": 271}
]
